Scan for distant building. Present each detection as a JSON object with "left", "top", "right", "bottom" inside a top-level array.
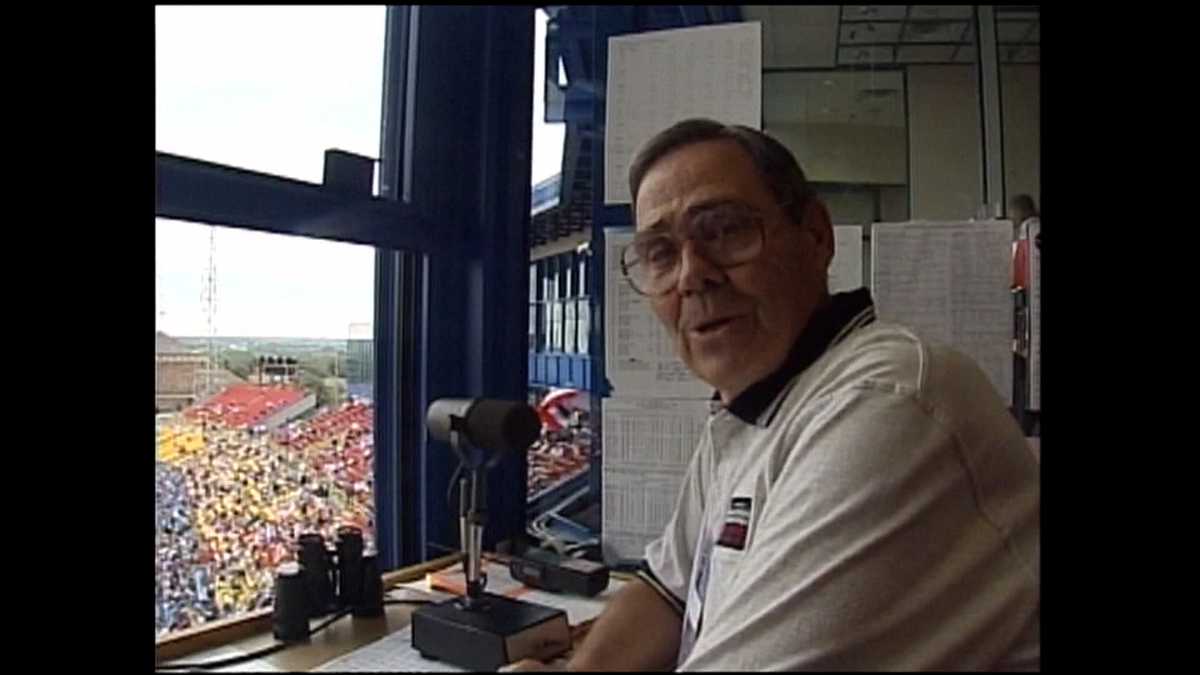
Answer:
[
  {"left": 346, "top": 323, "right": 373, "bottom": 401},
  {"left": 155, "top": 332, "right": 243, "bottom": 412}
]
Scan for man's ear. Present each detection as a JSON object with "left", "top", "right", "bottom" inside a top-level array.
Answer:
[{"left": 802, "top": 198, "right": 835, "bottom": 272}]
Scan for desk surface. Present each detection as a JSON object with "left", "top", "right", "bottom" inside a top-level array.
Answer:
[
  {"left": 156, "top": 555, "right": 616, "bottom": 672},
  {"left": 158, "top": 599, "right": 423, "bottom": 672},
  {"left": 156, "top": 555, "right": 460, "bottom": 672}
]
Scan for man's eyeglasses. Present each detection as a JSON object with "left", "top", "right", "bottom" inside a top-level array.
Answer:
[{"left": 620, "top": 202, "right": 770, "bottom": 296}]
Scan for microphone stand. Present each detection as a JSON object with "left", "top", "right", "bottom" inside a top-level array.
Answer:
[
  {"left": 451, "top": 428, "right": 487, "bottom": 608},
  {"left": 412, "top": 408, "right": 570, "bottom": 670}
]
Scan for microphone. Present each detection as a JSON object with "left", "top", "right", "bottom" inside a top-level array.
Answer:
[{"left": 426, "top": 398, "right": 541, "bottom": 454}]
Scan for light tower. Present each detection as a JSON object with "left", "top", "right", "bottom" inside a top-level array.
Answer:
[{"left": 198, "top": 227, "right": 219, "bottom": 400}]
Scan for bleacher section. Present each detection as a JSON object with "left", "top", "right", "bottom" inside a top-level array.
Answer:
[
  {"left": 155, "top": 390, "right": 374, "bottom": 637},
  {"left": 184, "top": 384, "right": 312, "bottom": 430}
]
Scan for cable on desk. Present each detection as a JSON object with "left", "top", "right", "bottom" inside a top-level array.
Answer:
[{"left": 156, "top": 608, "right": 351, "bottom": 671}]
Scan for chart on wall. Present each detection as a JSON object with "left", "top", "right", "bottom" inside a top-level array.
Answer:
[
  {"left": 870, "top": 221, "right": 1014, "bottom": 404},
  {"left": 604, "top": 22, "right": 762, "bottom": 204},
  {"left": 601, "top": 228, "right": 714, "bottom": 564},
  {"left": 603, "top": 228, "right": 712, "bottom": 399},
  {"left": 600, "top": 397, "right": 712, "bottom": 563}
]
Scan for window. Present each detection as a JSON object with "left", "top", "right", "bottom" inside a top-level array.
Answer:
[
  {"left": 155, "top": 221, "right": 376, "bottom": 636},
  {"left": 577, "top": 250, "right": 590, "bottom": 355},
  {"left": 529, "top": 263, "right": 540, "bottom": 352},
  {"left": 155, "top": 6, "right": 385, "bottom": 638},
  {"left": 158, "top": 9, "right": 539, "bottom": 646},
  {"left": 563, "top": 253, "right": 577, "bottom": 354},
  {"left": 528, "top": 249, "right": 592, "bottom": 359},
  {"left": 155, "top": 6, "right": 386, "bottom": 185},
  {"left": 532, "top": 8, "right": 567, "bottom": 187},
  {"left": 546, "top": 257, "right": 561, "bottom": 351}
]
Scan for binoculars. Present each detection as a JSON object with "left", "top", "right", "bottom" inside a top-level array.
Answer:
[{"left": 273, "top": 526, "right": 384, "bottom": 642}]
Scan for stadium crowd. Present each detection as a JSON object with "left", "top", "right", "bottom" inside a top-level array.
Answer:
[{"left": 155, "top": 399, "right": 375, "bottom": 637}]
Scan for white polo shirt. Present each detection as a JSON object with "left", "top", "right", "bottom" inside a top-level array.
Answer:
[{"left": 639, "top": 290, "right": 1040, "bottom": 671}]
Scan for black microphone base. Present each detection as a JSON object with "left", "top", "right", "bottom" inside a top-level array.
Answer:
[{"left": 411, "top": 593, "right": 570, "bottom": 671}]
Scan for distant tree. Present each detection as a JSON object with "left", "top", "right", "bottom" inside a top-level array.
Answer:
[
  {"left": 315, "top": 379, "right": 347, "bottom": 408},
  {"left": 299, "top": 371, "right": 323, "bottom": 400}
]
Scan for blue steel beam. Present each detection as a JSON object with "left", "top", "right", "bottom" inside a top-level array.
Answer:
[
  {"left": 679, "top": 5, "right": 711, "bottom": 26},
  {"left": 156, "top": 152, "right": 450, "bottom": 257}
]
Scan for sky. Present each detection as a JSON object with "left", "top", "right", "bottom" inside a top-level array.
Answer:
[{"left": 155, "top": 7, "right": 565, "bottom": 339}]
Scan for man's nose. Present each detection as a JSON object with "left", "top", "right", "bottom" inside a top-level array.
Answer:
[{"left": 676, "top": 240, "right": 725, "bottom": 295}]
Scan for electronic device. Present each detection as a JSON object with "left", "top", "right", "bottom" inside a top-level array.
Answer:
[{"left": 509, "top": 548, "right": 610, "bottom": 597}]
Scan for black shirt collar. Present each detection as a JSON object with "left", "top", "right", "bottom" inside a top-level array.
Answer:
[{"left": 723, "top": 288, "right": 876, "bottom": 425}]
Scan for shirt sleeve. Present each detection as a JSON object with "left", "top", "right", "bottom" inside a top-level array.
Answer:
[
  {"left": 639, "top": 427, "right": 710, "bottom": 617},
  {"left": 678, "top": 387, "right": 1039, "bottom": 671}
]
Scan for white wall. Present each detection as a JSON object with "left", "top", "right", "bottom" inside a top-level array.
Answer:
[
  {"left": 767, "top": 122, "right": 907, "bottom": 185},
  {"left": 1001, "top": 65, "right": 1040, "bottom": 210},
  {"left": 879, "top": 186, "right": 908, "bottom": 221},
  {"left": 805, "top": 185, "right": 907, "bottom": 233},
  {"left": 815, "top": 186, "right": 876, "bottom": 224},
  {"left": 907, "top": 65, "right": 983, "bottom": 220}
]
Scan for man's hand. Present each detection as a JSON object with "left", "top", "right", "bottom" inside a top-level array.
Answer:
[
  {"left": 503, "top": 579, "right": 681, "bottom": 671},
  {"left": 498, "top": 657, "right": 566, "bottom": 672}
]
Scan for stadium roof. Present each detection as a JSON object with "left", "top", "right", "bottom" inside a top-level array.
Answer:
[{"left": 184, "top": 384, "right": 307, "bottom": 429}]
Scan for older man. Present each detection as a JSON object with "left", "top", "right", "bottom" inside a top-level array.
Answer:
[{"left": 513, "top": 119, "right": 1039, "bottom": 671}]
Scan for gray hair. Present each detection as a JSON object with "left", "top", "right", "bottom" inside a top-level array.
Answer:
[{"left": 628, "top": 118, "right": 814, "bottom": 226}]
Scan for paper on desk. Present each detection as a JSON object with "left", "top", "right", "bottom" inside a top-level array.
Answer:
[
  {"left": 313, "top": 626, "right": 464, "bottom": 673},
  {"left": 315, "top": 565, "right": 627, "bottom": 673},
  {"left": 603, "top": 229, "right": 712, "bottom": 399},
  {"left": 601, "top": 397, "right": 711, "bottom": 563},
  {"left": 871, "top": 221, "right": 1014, "bottom": 404}
]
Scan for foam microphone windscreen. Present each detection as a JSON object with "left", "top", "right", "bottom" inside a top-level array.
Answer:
[
  {"left": 463, "top": 399, "right": 541, "bottom": 453},
  {"left": 426, "top": 398, "right": 476, "bottom": 444}
]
